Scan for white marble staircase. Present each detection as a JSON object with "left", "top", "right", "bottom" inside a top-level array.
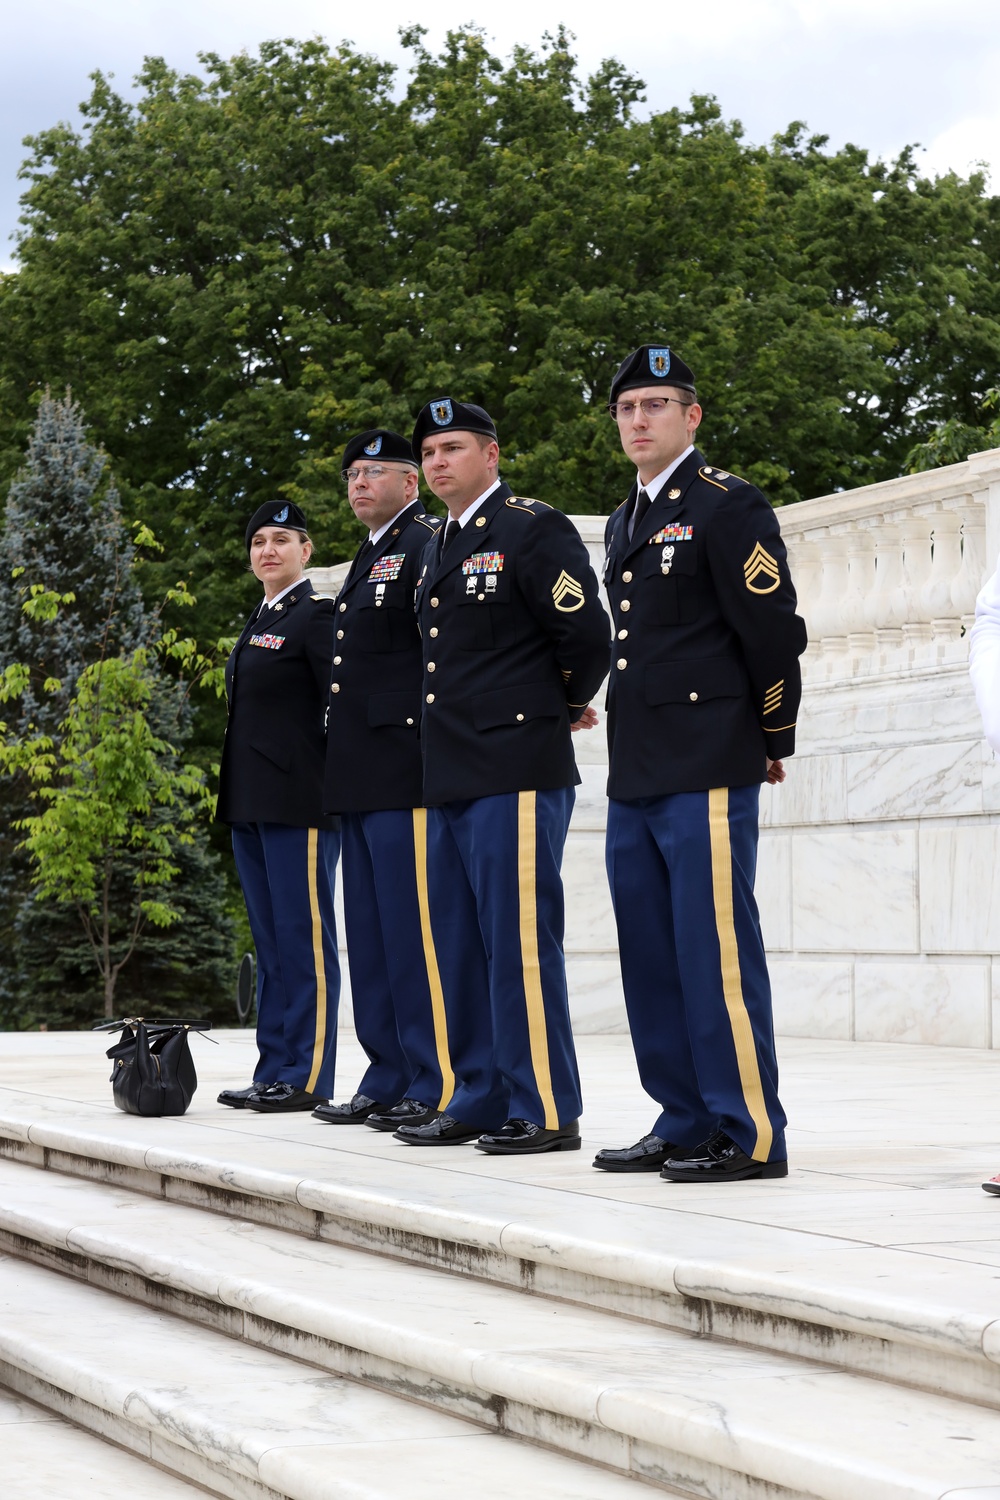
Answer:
[{"left": 0, "top": 1032, "right": 999, "bottom": 1500}]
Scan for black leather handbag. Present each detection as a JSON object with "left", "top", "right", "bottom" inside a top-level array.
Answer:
[{"left": 97, "top": 1018, "right": 212, "bottom": 1117}]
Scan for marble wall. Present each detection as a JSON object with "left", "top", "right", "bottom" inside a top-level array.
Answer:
[{"left": 313, "top": 450, "right": 1000, "bottom": 1048}]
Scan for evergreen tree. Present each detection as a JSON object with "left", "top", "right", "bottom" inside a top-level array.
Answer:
[{"left": 0, "top": 393, "right": 233, "bottom": 1027}]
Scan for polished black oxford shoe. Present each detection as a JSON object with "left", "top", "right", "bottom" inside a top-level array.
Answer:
[
  {"left": 312, "top": 1093, "right": 384, "bottom": 1125},
  {"left": 245, "top": 1083, "right": 328, "bottom": 1114},
  {"left": 217, "top": 1083, "right": 270, "bottom": 1109},
  {"left": 476, "top": 1118, "right": 581, "bottom": 1155},
  {"left": 394, "top": 1112, "right": 482, "bottom": 1146},
  {"left": 366, "top": 1097, "right": 439, "bottom": 1132},
  {"left": 593, "top": 1133, "right": 680, "bottom": 1172},
  {"left": 660, "top": 1129, "right": 788, "bottom": 1183}
]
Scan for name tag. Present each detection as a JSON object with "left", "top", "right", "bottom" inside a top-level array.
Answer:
[{"left": 248, "top": 633, "right": 285, "bottom": 650}]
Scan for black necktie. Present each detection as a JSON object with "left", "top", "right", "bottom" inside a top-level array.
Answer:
[
  {"left": 441, "top": 518, "right": 460, "bottom": 554},
  {"left": 629, "top": 488, "right": 651, "bottom": 540}
]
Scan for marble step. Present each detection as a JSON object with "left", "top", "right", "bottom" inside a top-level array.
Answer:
[
  {"left": 0, "top": 1255, "right": 686, "bottom": 1500},
  {"left": 1, "top": 1159, "right": 999, "bottom": 1500},
  {"left": 0, "top": 1384, "right": 212, "bottom": 1498},
  {"left": 1, "top": 1093, "right": 999, "bottom": 1409}
]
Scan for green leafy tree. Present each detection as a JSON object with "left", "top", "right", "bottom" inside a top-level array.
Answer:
[
  {"left": 905, "top": 387, "right": 1000, "bottom": 472},
  {"left": 1, "top": 649, "right": 212, "bottom": 1017},
  {"left": 0, "top": 394, "right": 233, "bottom": 1027},
  {"left": 1, "top": 28, "right": 999, "bottom": 767}
]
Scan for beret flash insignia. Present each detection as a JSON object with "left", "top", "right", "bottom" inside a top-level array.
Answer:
[
  {"left": 271, "top": 505, "right": 290, "bottom": 523},
  {"left": 649, "top": 347, "right": 671, "bottom": 378},
  {"left": 431, "top": 398, "right": 454, "bottom": 427},
  {"left": 364, "top": 435, "right": 383, "bottom": 455}
]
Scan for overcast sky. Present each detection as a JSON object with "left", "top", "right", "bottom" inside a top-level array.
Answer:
[{"left": 2, "top": 0, "right": 999, "bottom": 269}]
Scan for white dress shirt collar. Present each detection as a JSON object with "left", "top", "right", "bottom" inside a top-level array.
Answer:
[{"left": 639, "top": 445, "right": 694, "bottom": 503}]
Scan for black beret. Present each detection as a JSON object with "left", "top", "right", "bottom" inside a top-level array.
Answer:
[
  {"left": 341, "top": 428, "right": 417, "bottom": 473},
  {"left": 244, "top": 500, "right": 309, "bottom": 553},
  {"left": 412, "top": 398, "right": 498, "bottom": 455},
  {"left": 609, "top": 345, "right": 697, "bottom": 405}
]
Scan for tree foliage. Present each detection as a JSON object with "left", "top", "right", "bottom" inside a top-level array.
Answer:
[
  {"left": 0, "top": 393, "right": 233, "bottom": 1027},
  {"left": 0, "top": 27, "right": 998, "bottom": 746}
]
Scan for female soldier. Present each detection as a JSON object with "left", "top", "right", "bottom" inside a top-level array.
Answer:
[{"left": 216, "top": 501, "right": 340, "bottom": 1112}]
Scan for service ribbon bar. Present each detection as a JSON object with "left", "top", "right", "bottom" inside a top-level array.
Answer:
[
  {"left": 462, "top": 551, "right": 504, "bottom": 575},
  {"left": 369, "top": 553, "right": 405, "bottom": 582}
]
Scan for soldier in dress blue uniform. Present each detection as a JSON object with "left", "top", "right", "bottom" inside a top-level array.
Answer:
[
  {"left": 314, "top": 429, "right": 452, "bottom": 1134},
  {"left": 216, "top": 501, "right": 340, "bottom": 1113},
  {"left": 392, "top": 398, "right": 610, "bottom": 1155},
  {"left": 593, "top": 345, "right": 807, "bottom": 1182}
]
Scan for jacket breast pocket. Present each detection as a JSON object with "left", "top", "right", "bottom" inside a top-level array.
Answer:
[
  {"left": 645, "top": 657, "right": 746, "bottom": 708},
  {"left": 640, "top": 542, "right": 698, "bottom": 625},
  {"left": 356, "top": 584, "right": 409, "bottom": 651},
  {"left": 455, "top": 572, "right": 513, "bottom": 649}
]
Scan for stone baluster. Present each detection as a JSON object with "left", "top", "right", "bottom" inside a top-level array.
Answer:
[
  {"left": 954, "top": 504, "right": 987, "bottom": 637},
  {"left": 922, "top": 510, "right": 964, "bottom": 661},
  {"left": 812, "top": 532, "right": 852, "bottom": 675},
  {"left": 899, "top": 514, "right": 934, "bottom": 666},
  {"left": 863, "top": 522, "right": 906, "bottom": 670},
  {"left": 844, "top": 528, "right": 877, "bottom": 673},
  {"left": 786, "top": 536, "right": 823, "bottom": 669}
]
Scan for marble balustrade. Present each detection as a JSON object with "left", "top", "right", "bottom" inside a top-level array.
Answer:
[{"left": 311, "top": 448, "right": 1000, "bottom": 1049}]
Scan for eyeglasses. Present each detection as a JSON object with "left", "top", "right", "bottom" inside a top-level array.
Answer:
[
  {"left": 609, "top": 398, "right": 692, "bottom": 421},
  {"left": 341, "top": 464, "right": 411, "bottom": 482}
]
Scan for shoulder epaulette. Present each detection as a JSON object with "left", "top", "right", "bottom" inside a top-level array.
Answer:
[
  {"left": 699, "top": 465, "right": 749, "bottom": 492},
  {"left": 505, "top": 496, "right": 550, "bottom": 513},
  {"left": 414, "top": 513, "right": 442, "bottom": 531}
]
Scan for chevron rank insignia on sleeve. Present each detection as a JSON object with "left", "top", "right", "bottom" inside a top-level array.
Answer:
[
  {"left": 744, "top": 542, "right": 781, "bottom": 594},
  {"left": 552, "top": 571, "right": 585, "bottom": 611},
  {"left": 763, "top": 680, "right": 784, "bottom": 714}
]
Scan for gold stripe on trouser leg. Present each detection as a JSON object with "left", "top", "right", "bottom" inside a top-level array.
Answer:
[
  {"left": 517, "top": 791, "right": 559, "bottom": 1130},
  {"left": 411, "top": 809, "right": 455, "bottom": 1111},
  {"left": 707, "top": 788, "right": 772, "bottom": 1161},
  {"left": 305, "top": 828, "right": 328, "bottom": 1095}
]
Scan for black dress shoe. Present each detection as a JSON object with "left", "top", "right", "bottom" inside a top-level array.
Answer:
[
  {"left": 394, "top": 1112, "right": 482, "bottom": 1146},
  {"left": 312, "top": 1093, "right": 384, "bottom": 1124},
  {"left": 476, "top": 1118, "right": 581, "bottom": 1155},
  {"left": 245, "top": 1083, "right": 328, "bottom": 1113},
  {"left": 660, "top": 1129, "right": 788, "bottom": 1183},
  {"left": 593, "top": 1133, "right": 680, "bottom": 1172},
  {"left": 366, "top": 1098, "right": 439, "bottom": 1132},
  {"left": 217, "top": 1084, "right": 270, "bottom": 1109}
]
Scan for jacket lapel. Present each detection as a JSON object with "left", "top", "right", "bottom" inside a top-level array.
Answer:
[
  {"left": 425, "top": 482, "right": 511, "bottom": 587},
  {"left": 624, "top": 448, "right": 703, "bottom": 559}
]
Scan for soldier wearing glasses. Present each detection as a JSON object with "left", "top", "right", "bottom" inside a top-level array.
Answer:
[
  {"left": 314, "top": 430, "right": 453, "bottom": 1135},
  {"left": 593, "top": 344, "right": 807, "bottom": 1183}
]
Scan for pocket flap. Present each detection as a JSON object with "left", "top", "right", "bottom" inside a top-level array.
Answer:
[
  {"left": 249, "top": 737, "right": 292, "bottom": 772},
  {"left": 471, "top": 681, "right": 565, "bottom": 730},
  {"left": 367, "top": 692, "right": 421, "bottom": 728},
  {"left": 645, "top": 657, "right": 745, "bottom": 706}
]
